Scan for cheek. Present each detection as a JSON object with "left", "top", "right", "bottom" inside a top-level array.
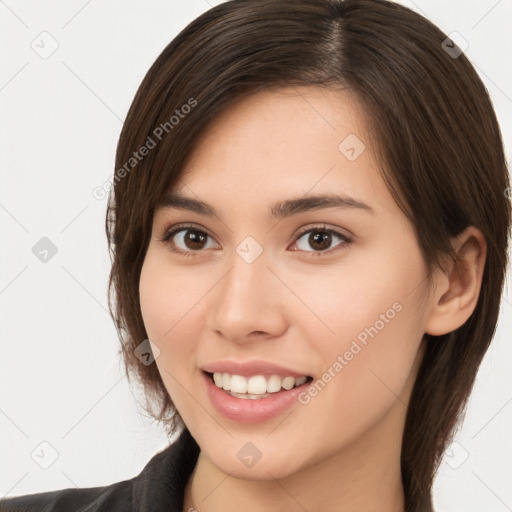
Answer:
[
  {"left": 287, "top": 245, "right": 426, "bottom": 424},
  {"left": 139, "top": 252, "right": 198, "bottom": 416},
  {"left": 139, "top": 252, "right": 188, "bottom": 370},
  {"left": 287, "top": 292, "right": 424, "bottom": 459},
  {"left": 139, "top": 248, "right": 211, "bottom": 388},
  {"left": 139, "top": 249, "right": 203, "bottom": 342},
  {"left": 283, "top": 243, "right": 425, "bottom": 355}
]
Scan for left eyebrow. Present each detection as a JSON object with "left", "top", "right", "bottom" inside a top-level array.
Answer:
[
  {"left": 157, "top": 192, "right": 375, "bottom": 220},
  {"left": 269, "top": 193, "right": 375, "bottom": 218}
]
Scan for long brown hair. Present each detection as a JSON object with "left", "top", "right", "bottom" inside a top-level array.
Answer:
[{"left": 106, "top": 1, "right": 511, "bottom": 510}]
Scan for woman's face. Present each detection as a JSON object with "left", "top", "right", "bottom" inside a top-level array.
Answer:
[{"left": 139, "top": 86, "right": 437, "bottom": 479}]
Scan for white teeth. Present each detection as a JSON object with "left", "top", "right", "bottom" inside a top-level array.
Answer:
[
  {"left": 247, "top": 375, "right": 267, "bottom": 394},
  {"left": 230, "top": 374, "right": 248, "bottom": 394},
  {"left": 213, "top": 372, "right": 223, "bottom": 387},
  {"left": 282, "top": 376, "right": 295, "bottom": 390},
  {"left": 267, "top": 375, "right": 282, "bottom": 393},
  {"left": 295, "top": 376, "right": 307, "bottom": 386},
  {"left": 222, "top": 372, "right": 231, "bottom": 391},
  {"left": 211, "top": 372, "right": 309, "bottom": 396}
]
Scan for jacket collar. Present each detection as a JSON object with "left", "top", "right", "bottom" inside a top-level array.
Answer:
[{"left": 132, "top": 427, "right": 200, "bottom": 512}]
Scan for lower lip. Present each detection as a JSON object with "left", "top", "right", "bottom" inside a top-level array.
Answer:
[{"left": 202, "top": 371, "right": 311, "bottom": 424}]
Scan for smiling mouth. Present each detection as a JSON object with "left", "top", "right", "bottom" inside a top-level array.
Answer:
[{"left": 205, "top": 371, "right": 313, "bottom": 399}]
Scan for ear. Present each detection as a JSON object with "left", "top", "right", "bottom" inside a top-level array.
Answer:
[{"left": 424, "top": 226, "right": 487, "bottom": 336}]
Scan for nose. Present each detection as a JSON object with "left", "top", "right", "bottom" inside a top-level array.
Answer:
[{"left": 206, "top": 246, "right": 287, "bottom": 344}]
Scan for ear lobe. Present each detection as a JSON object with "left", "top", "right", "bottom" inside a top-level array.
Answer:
[{"left": 424, "top": 227, "right": 487, "bottom": 336}]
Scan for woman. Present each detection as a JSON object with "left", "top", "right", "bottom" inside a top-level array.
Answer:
[{"left": 2, "top": 0, "right": 509, "bottom": 511}]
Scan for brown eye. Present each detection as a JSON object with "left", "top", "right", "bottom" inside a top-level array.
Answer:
[
  {"left": 293, "top": 228, "right": 351, "bottom": 254},
  {"left": 307, "top": 231, "right": 332, "bottom": 251},
  {"left": 182, "top": 230, "right": 208, "bottom": 250},
  {"left": 161, "top": 225, "right": 219, "bottom": 255}
]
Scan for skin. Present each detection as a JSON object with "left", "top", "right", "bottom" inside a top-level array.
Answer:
[{"left": 139, "top": 86, "right": 487, "bottom": 512}]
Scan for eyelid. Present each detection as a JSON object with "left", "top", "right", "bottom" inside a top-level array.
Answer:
[
  {"left": 292, "top": 222, "right": 353, "bottom": 243},
  {"left": 157, "top": 222, "right": 218, "bottom": 244}
]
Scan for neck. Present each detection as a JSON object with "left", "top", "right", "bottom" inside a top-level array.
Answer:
[{"left": 183, "top": 400, "right": 407, "bottom": 512}]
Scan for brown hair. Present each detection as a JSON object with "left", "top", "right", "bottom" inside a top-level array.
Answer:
[{"left": 106, "top": 1, "right": 511, "bottom": 510}]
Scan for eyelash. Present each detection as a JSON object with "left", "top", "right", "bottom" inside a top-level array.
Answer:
[{"left": 157, "top": 223, "right": 353, "bottom": 258}]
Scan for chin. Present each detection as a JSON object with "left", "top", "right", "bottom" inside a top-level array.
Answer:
[{"left": 211, "top": 450, "right": 305, "bottom": 481}]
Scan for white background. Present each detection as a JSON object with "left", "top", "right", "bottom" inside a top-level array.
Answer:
[{"left": 1, "top": 1, "right": 511, "bottom": 511}]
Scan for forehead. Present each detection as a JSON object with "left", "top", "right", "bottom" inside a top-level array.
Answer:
[
  {"left": 169, "top": 86, "right": 394, "bottom": 220},
  {"left": 185, "top": 86, "right": 368, "bottom": 163}
]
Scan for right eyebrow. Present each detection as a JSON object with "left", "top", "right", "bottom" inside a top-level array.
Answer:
[{"left": 158, "top": 192, "right": 219, "bottom": 218}]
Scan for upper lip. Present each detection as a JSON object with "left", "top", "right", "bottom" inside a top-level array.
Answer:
[{"left": 201, "top": 360, "right": 309, "bottom": 378}]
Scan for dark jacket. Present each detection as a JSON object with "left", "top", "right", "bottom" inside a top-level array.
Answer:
[
  {"left": 1, "top": 428, "right": 435, "bottom": 511},
  {"left": 0, "top": 428, "right": 200, "bottom": 512}
]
